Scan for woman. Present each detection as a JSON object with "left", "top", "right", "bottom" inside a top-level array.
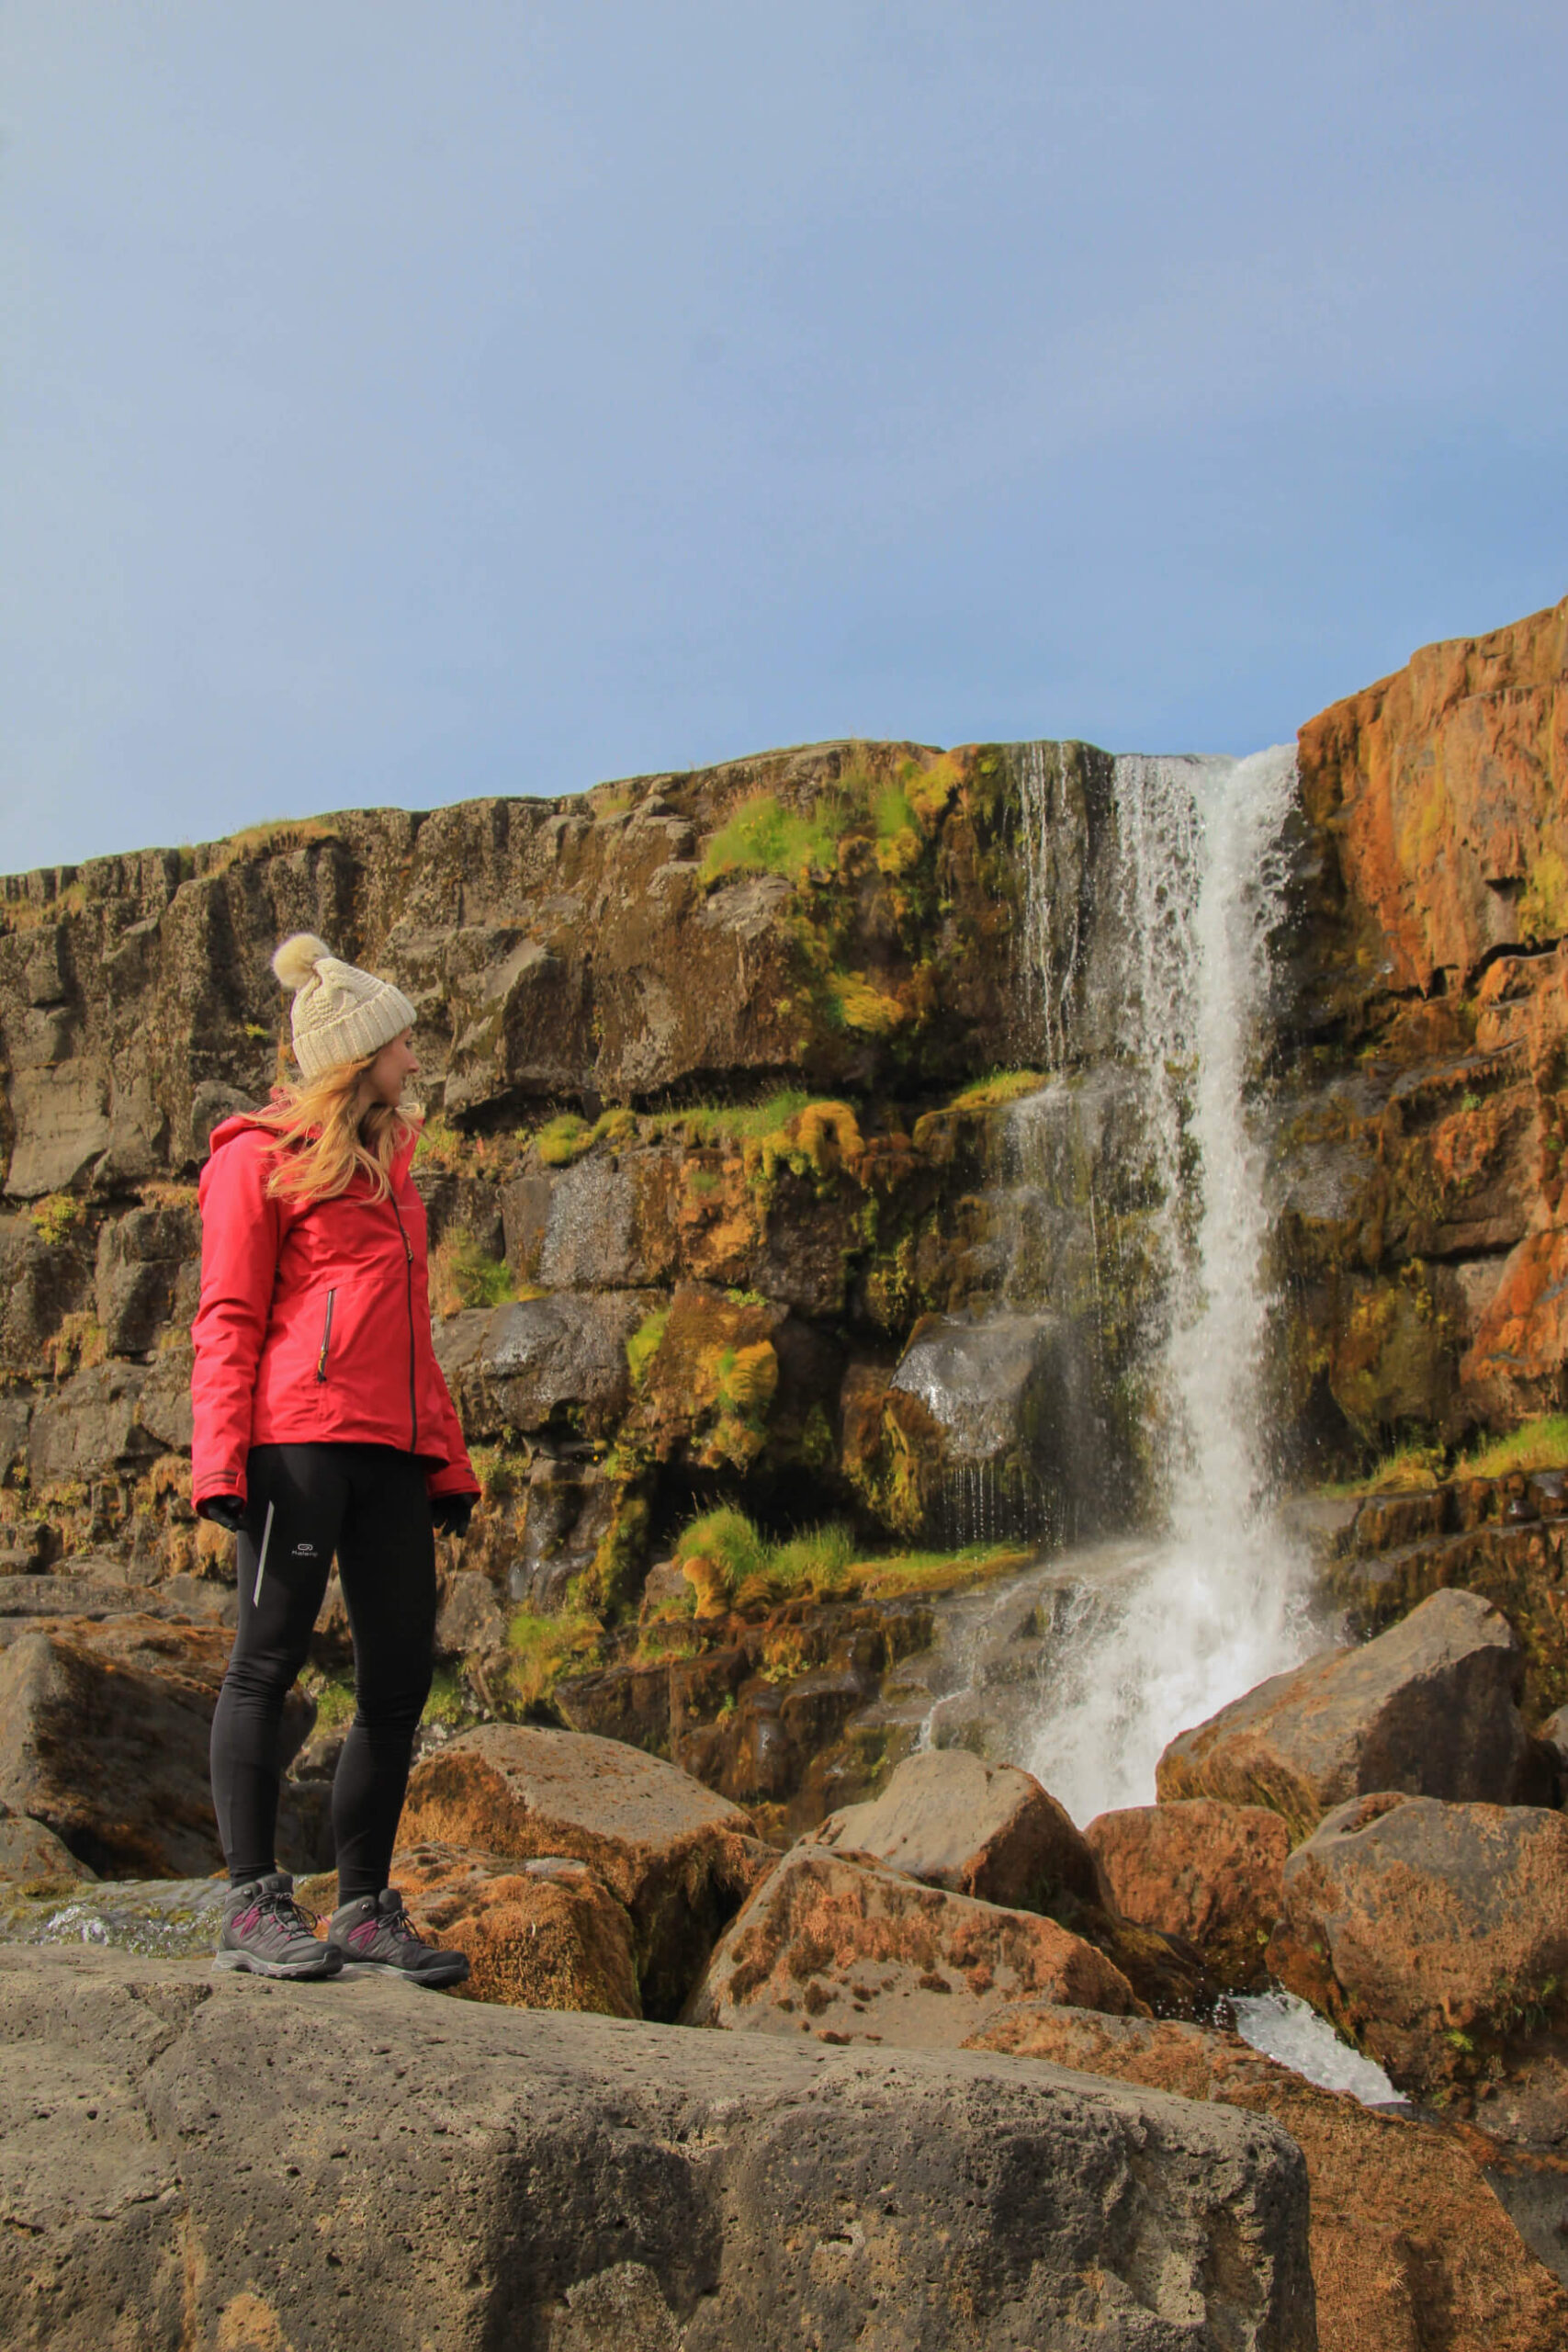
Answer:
[{"left": 192, "top": 932, "right": 480, "bottom": 1984}]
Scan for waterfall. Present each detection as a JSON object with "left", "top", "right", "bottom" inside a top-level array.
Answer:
[{"left": 1023, "top": 745, "right": 1315, "bottom": 1822}]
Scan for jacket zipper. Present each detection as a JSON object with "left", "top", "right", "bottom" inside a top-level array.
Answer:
[
  {"left": 315, "top": 1288, "right": 337, "bottom": 1383},
  {"left": 389, "top": 1190, "right": 418, "bottom": 1453}
]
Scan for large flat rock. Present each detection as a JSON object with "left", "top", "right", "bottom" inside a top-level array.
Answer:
[
  {"left": 1156, "top": 1589, "right": 1534, "bottom": 1841},
  {"left": 0, "top": 1942, "right": 1314, "bottom": 2351}
]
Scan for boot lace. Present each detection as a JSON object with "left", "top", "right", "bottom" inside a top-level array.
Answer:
[{"left": 256, "top": 1888, "right": 319, "bottom": 1935}]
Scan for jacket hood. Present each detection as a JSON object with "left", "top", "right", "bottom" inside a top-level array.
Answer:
[{"left": 203, "top": 1110, "right": 419, "bottom": 1182}]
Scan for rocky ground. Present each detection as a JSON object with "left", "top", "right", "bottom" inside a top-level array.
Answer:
[
  {"left": 8, "top": 1579, "right": 1568, "bottom": 2346},
  {"left": 6, "top": 595, "right": 1568, "bottom": 2344}
]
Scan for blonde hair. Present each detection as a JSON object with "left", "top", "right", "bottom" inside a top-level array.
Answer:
[{"left": 249, "top": 1057, "right": 418, "bottom": 1207}]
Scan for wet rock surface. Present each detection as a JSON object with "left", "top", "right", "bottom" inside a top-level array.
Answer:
[
  {"left": 686, "top": 1844, "right": 1141, "bottom": 2046},
  {"left": 0, "top": 1942, "right": 1315, "bottom": 2352},
  {"left": 1156, "top": 1589, "right": 1537, "bottom": 1840},
  {"left": 965, "top": 2002, "right": 1568, "bottom": 2352}
]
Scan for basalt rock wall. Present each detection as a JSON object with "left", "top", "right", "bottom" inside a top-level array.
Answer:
[
  {"left": 1279, "top": 591, "right": 1568, "bottom": 1447},
  {"left": 0, "top": 739, "right": 1150, "bottom": 1604},
  {"left": 6, "top": 593, "right": 1568, "bottom": 1624}
]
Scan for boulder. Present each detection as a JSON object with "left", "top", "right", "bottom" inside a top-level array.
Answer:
[
  {"left": 25, "top": 1349, "right": 195, "bottom": 1487},
  {"left": 0, "top": 1214, "right": 90, "bottom": 1376},
  {"left": 434, "top": 1292, "right": 647, "bottom": 1442},
  {"left": 1086, "top": 1800, "right": 1291, "bottom": 1992},
  {"left": 1269, "top": 1792, "right": 1568, "bottom": 2126},
  {"left": 806, "top": 1747, "right": 1213, "bottom": 2018},
  {"left": 0, "top": 1614, "right": 315, "bottom": 1878},
  {"left": 3, "top": 1061, "right": 112, "bottom": 1197},
  {"left": 1156, "top": 1589, "right": 1534, "bottom": 1841},
  {"left": 0, "top": 1803, "right": 91, "bottom": 1884},
  {"left": 809, "top": 1746, "right": 1098, "bottom": 1910},
  {"left": 299, "top": 1841, "right": 641, "bottom": 2018},
  {"left": 433, "top": 1566, "right": 508, "bottom": 1659},
  {"left": 92, "top": 1203, "right": 198, "bottom": 1355},
  {"left": 398, "top": 1724, "right": 766, "bottom": 2019},
  {"left": 686, "top": 1844, "right": 1141, "bottom": 2047},
  {"left": 881, "top": 1307, "right": 1107, "bottom": 1544},
  {"left": 0, "top": 1942, "right": 1315, "bottom": 2352},
  {"left": 966, "top": 2002, "right": 1568, "bottom": 2352}
]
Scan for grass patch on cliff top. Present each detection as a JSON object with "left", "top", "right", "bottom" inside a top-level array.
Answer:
[{"left": 648, "top": 1089, "right": 810, "bottom": 1149}]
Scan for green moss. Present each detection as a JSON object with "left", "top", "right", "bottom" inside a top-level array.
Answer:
[
  {"left": 1519, "top": 847, "right": 1568, "bottom": 944},
  {"left": 503, "top": 1609, "right": 604, "bottom": 1711},
  {"left": 946, "top": 1069, "right": 1048, "bottom": 1113},
  {"left": 874, "top": 781, "right": 919, "bottom": 841},
  {"left": 421, "top": 1667, "right": 478, "bottom": 1732},
  {"left": 649, "top": 1089, "right": 811, "bottom": 1150},
  {"left": 428, "top": 1228, "right": 515, "bottom": 1314},
  {"left": 27, "top": 1193, "right": 85, "bottom": 1248},
  {"left": 536, "top": 1105, "right": 637, "bottom": 1168},
  {"left": 575, "top": 1489, "right": 651, "bottom": 1620},
  {"left": 829, "top": 971, "right": 907, "bottom": 1035},
  {"left": 626, "top": 1306, "right": 671, "bottom": 1390},
  {"left": 412, "top": 1113, "right": 465, "bottom": 1171},
  {"left": 1461, "top": 1415, "right": 1568, "bottom": 1480},
  {"left": 537, "top": 1113, "right": 592, "bottom": 1167},
  {"left": 468, "top": 1442, "right": 527, "bottom": 1502},
  {"left": 310, "top": 1675, "right": 356, "bottom": 1731},
  {"left": 699, "top": 793, "right": 840, "bottom": 888}
]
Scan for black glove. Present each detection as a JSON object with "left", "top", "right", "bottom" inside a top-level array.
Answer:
[
  {"left": 432, "top": 1494, "right": 475, "bottom": 1540},
  {"left": 198, "top": 1495, "right": 246, "bottom": 1534}
]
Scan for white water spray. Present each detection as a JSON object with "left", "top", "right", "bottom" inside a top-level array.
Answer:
[{"left": 1026, "top": 746, "right": 1315, "bottom": 1822}]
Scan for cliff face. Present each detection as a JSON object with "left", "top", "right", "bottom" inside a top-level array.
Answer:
[
  {"left": 1282, "top": 593, "right": 1568, "bottom": 1440},
  {"left": 0, "top": 737, "right": 1143, "bottom": 1594},
  {"left": 1299, "top": 594, "right": 1568, "bottom": 1001},
  {"left": 4, "top": 594, "right": 1567, "bottom": 1611}
]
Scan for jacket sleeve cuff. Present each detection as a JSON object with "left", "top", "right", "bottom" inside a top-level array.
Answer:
[
  {"left": 193, "top": 1474, "right": 248, "bottom": 1510},
  {"left": 425, "top": 1464, "right": 480, "bottom": 1500}
]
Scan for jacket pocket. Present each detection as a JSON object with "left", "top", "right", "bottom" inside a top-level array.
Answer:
[{"left": 315, "top": 1287, "right": 338, "bottom": 1384}]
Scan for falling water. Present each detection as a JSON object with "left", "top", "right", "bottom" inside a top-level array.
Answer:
[{"left": 1025, "top": 745, "right": 1316, "bottom": 1821}]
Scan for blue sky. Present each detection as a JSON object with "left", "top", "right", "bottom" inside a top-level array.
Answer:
[{"left": 3, "top": 2, "right": 1564, "bottom": 874}]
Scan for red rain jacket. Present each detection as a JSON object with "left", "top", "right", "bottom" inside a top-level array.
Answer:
[{"left": 190, "top": 1114, "right": 479, "bottom": 1509}]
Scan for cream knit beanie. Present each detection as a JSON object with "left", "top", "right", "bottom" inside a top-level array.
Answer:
[{"left": 270, "top": 933, "right": 417, "bottom": 1080}]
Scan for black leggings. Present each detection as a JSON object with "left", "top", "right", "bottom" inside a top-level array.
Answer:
[{"left": 209, "top": 1442, "right": 437, "bottom": 1903}]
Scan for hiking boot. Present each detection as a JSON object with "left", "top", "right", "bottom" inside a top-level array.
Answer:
[
  {"left": 327, "top": 1888, "right": 470, "bottom": 1987},
  {"left": 214, "top": 1872, "right": 343, "bottom": 1979}
]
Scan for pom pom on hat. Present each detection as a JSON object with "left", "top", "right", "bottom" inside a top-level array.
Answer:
[
  {"left": 269, "top": 932, "right": 417, "bottom": 1080},
  {"left": 272, "top": 933, "right": 333, "bottom": 993}
]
